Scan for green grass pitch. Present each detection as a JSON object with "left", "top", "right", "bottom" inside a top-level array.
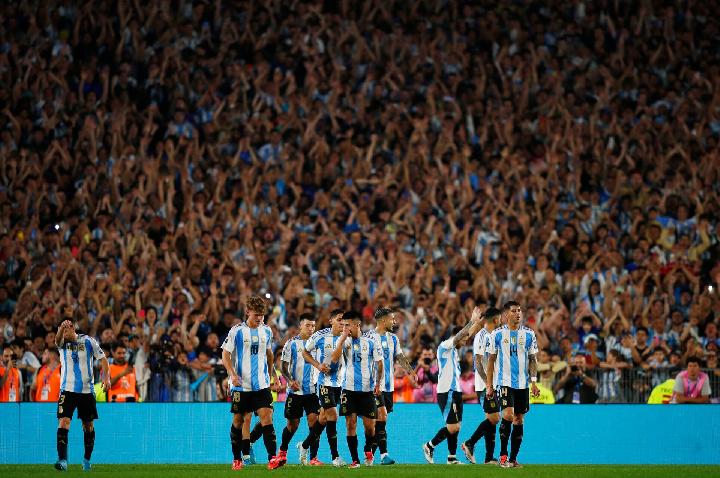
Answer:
[{"left": 1, "top": 464, "right": 718, "bottom": 478}]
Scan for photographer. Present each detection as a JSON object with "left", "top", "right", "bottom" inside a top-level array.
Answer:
[
  {"left": 147, "top": 336, "right": 176, "bottom": 402},
  {"left": 1, "top": 348, "right": 22, "bottom": 401},
  {"left": 108, "top": 343, "right": 138, "bottom": 402},
  {"left": 554, "top": 356, "right": 598, "bottom": 404},
  {"left": 413, "top": 346, "right": 439, "bottom": 403}
]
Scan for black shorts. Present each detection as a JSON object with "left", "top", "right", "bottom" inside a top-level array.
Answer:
[
  {"left": 340, "top": 390, "right": 377, "bottom": 419},
  {"left": 477, "top": 390, "right": 500, "bottom": 414},
  {"left": 57, "top": 391, "right": 98, "bottom": 421},
  {"left": 437, "top": 391, "right": 464, "bottom": 424},
  {"left": 499, "top": 387, "right": 530, "bottom": 414},
  {"left": 318, "top": 385, "right": 342, "bottom": 410},
  {"left": 230, "top": 388, "right": 273, "bottom": 414},
  {"left": 374, "top": 391, "right": 394, "bottom": 413},
  {"left": 284, "top": 393, "right": 321, "bottom": 419}
]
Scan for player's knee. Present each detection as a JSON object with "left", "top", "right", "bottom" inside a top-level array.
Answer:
[
  {"left": 502, "top": 409, "right": 514, "bottom": 421},
  {"left": 446, "top": 423, "right": 460, "bottom": 434},
  {"left": 287, "top": 420, "right": 299, "bottom": 432},
  {"left": 82, "top": 421, "right": 94, "bottom": 432},
  {"left": 488, "top": 414, "right": 500, "bottom": 425},
  {"left": 346, "top": 416, "right": 357, "bottom": 429},
  {"left": 513, "top": 415, "right": 524, "bottom": 426},
  {"left": 232, "top": 414, "right": 244, "bottom": 428},
  {"left": 58, "top": 418, "right": 71, "bottom": 429}
]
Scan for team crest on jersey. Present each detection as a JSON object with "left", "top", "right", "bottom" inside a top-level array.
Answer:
[
  {"left": 353, "top": 344, "right": 360, "bottom": 351},
  {"left": 78, "top": 344, "right": 86, "bottom": 352},
  {"left": 252, "top": 336, "right": 259, "bottom": 342},
  {"left": 362, "top": 345, "right": 368, "bottom": 352},
  {"left": 518, "top": 339, "right": 525, "bottom": 346}
]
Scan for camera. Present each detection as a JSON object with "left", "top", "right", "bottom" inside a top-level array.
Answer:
[
  {"left": 570, "top": 365, "right": 579, "bottom": 373},
  {"left": 423, "top": 358, "right": 432, "bottom": 366}
]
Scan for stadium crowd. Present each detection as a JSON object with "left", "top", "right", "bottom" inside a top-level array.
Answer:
[{"left": 1, "top": 0, "right": 720, "bottom": 404}]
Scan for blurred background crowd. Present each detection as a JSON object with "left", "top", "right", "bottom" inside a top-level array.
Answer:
[{"left": 1, "top": 0, "right": 720, "bottom": 404}]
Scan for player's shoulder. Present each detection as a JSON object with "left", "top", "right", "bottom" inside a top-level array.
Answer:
[
  {"left": 491, "top": 325, "right": 507, "bottom": 335},
  {"left": 311, "top": 327, "right": 331, "bottom": 339},
  {"left": 520, "top": 325, "right": 536, "bottom": 335},
  {"left": 362, "top": 329, "right": 379, "bottom": 340}
]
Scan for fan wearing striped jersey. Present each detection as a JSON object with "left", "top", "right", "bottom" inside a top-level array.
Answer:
[
  {"left": 276, "top": 314, "right": 324, "bottom": 466},
  {"left": 422, "top": 307, "right": 483, "bottom": 465},
  {"left": 366, "top": 307, "right": 418, "bottom": 465},
  {"left": 461, "top": 307, "right": 502, "bottom": 465},
  {"left": 486, "top": 301, "right": 541, "bottom": 468},
  {"left": 54, "top": 318, "right": 111, "bottom": 472}
]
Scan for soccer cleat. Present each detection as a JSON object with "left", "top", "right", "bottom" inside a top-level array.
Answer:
[
  {"left": 297, "top": 442, "right": 309, "bottom": 465},
  {"left": 364, "top": 451, "right": 374, "bottom": 466},
  {"left": 246, "top": 445, "right": 257, "bottom": 465},
  {"left": 232, "top": 460, "right": 244, "bottom": 471},
  {"left": 499, "top": 455, "right": 510, "bottom": 468},
  {"left": 510, "top": 460, "right": 523, "bottom": 468},
  {"left": 447, "top": 455, "right": 464, "bottom": 465},
  {"left": 422, "top": 442, "right": 434, "bottom": 464},
  {"left": 461, "top": 442, "right": 476, "bottom": 464},
  {"left": 348, "top": 461, "right": 361, "bottom": 469},
  {"left": 332, "top": 457, "right": 347, "bottom": 467},
  {"left": 267, "top": 453, "right": 287, "bottom": 470},
  {"left": 309, "top": 457, "right": 324, "bottom": 466},
  {"left": 54, "top": 460, "right": 68, "bottom": 472},
  {"left": 485, "top": 457, "right": 499, "bottom": 465},
  {"left": 82, "top": 459, "right": 92, "bottom": 471},
  {"left": 380, "top": 455, "right": 396, "bottom": 465}
]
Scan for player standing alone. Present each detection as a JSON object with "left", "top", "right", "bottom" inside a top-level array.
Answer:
[
  {"left": 332, "top": 311, "right": 383, "bottom": 468},
  {"left": 486, "top": 301, "right": 540, "bottom": 468},
  {"left": 366, "top": 307, "right": 418, "bottom": 465},
  {"left": 461, "top": 307, "right": 502, "bottom": 464},
  {"left": 221, "top": 296, "right": 283, "bottom": 470},
  {"left": 54, "top": 319, "right": 111, "bottom": 471},
  {"left": 276, "top": 314, "right": 324, "bottom": 465},
  {"left": 423, "top": 307, "right": 483, "bottom": 465}
]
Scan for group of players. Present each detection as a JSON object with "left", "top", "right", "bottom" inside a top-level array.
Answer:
[{"left": 51, "top": 295, "right": 539, "bottom": 471}]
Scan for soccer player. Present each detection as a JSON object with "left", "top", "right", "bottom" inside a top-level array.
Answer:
[
  {"left": 54, "top": 319, "right": 111, "bottom": 471},
  {"left": 298, "top": 309, "right": 346, "bottom": 467},
  {"left": 366, "top": 307, "right": 417, "bottom": 465},
  {"left": 276, "top": 313, "right": 325, "bottom": 466},
  {"left": 423, "top": 307, "right": 483, "bottom": 465},
  {"left": 461, "top": 307, "right": 502, "bottom": 464},
  {"left": 221, "top": 295, "right": 282, "bottom": 470},
  {"left": 332, "top": 311, "right": 383, "bottom": 468},
  {"left": 485, "top": 301, "right": 541, "bottom": 468}
]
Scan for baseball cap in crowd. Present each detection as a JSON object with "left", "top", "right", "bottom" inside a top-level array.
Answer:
[{"left": 584, "top": 333, "right": 599, "bottom": 345}]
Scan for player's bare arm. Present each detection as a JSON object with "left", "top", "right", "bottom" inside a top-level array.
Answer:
[
  {"left": 476, "top": 353, "right": 487, "bottom": 382},
  {"left": 301, "top": 349, "right": 329, "bottom": 373},
  {"left": 374, "top": 359, "right": 384, "bottom": 396},
  {"left": 396, "top": 352, "right": 415, "bottom": 376},
  {"left": 330, "top": 329, "right": 349, "bottom": 363},
  {"left": 222, "top": 350, "right": 241, "bottom": 387},
  {"left": 485, "top": 352, "right": 498, "bottom": 398},
  {"left": 99, "top": 356, "right": 111, "bottom": 391},
  {"left": 281, "top": 359, "right": 299, "bottom": 391},
  {"left": 267, "top": 349, "right": 279, "bottom": 390},
  {"left": 453, "top": 307, "right": 483, "bottom": 348},
  {"left": 528, "top": 353, "right": 540, "bottom": 397}
]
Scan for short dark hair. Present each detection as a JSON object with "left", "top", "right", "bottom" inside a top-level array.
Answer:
[
  {"left": 112, "top": 342, "right": 126, "bottom": 352},
  {"left": 686, "top": 357, "right": 701, "bottom": 366},
  {"left": 484, "top": 307, "right": 501, "bottom": 319},
  {"left": 342, "top": 310, "right": 362, "bottom": 323},
  {"left": 374, "top": 307, "right": 394, "bottom": 321},
  {"left": 330, "top": 308, "right": 345, "bottom": 319},
  {"left": 636, "top": 326, "right": 649, "bottom": 336},
  {"left": 581, "top": 315, "right": 593, "bottom": 324},
  {"left": 299, "top": 313, "right": 315, "bottom": 323},
  {"left": 503, "top": 301, "right": 520, "bottom": 311}
]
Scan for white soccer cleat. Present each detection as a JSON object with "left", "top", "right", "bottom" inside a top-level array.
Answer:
[
  {"left": 296, "top": 442, "right": 309, "bottom": 466},
  {"left": 447, "top": 455, "right": 464, "bottom": 465},
  {"left": 332, "top": 456, "right": 347, "bottom": 467},
  {"left": 422, "top": 442, "right": 434, "bottom": 464}
]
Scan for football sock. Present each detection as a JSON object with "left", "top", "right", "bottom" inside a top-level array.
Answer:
[
  {"left": 262, "top": 424, "right": 277, "bottom": 457},
  {"left": 467, "top": 419, "right": 491, "bottom": 446},
  {"left": 429, "top": 427, "right": 448, "bottom": 447},
  {"left": 280, "top": 426, "right": 295, "bottom": 452},
  {"left": 485, "top": 423, "right": 497, "bottom": 461},
  {"left": 363, "top": 431, "right": 374, "bottom": 453},
  {"left": 310, "top": 431, "right": 321, "bottom": 459},
  {"left": 375, "top": 421, "right": 388, "bottom": 454},
  {"left": 347, "top": 435, "right": 359, "bottom": 463},
  {"left": 241, "top": 438, "right": 250, "bottom": 457},
  {"left": 499, "top": 419, "right": 512, "bottom": 456},
  {"left": 83, "top": 429, "right": 95, "bottom": 461},
  {"left": 301, "top": 421, "right": 323, "bottom": 449},
  {"left": 447, "top": 431, "right": 458, "bottom": 456},
  {"left": 510, "top": 424, "right": 523, "bottom": 462},
  {"left": 250, "top": 422, "right": 263, "bottom": 443},
  {"left": 57, "top": 428, "right": 68, "bottom": 461},
  {"left": 327, "top": 421, "right": 339, "bottom": 459},
  {"left": 230, "top": 426, "right": 242, "bottom": 460}
]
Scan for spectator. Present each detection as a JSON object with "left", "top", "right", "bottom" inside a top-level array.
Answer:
[
  {"left": 459, "top": 362, "right": 478, "bottom": 403},
  {"left": 413, "top": 347, "right": 438, "bottom": 404},
  {"left": 108, "top": 342, "right": 138, "bottom": 402},
  {"left": 554, "top": 356, "right": 598, "bottom": 404},
  {"left": 393, "top": 364, "right": 415, "bottom": 403},
  {"left": 672, "top": 357, "right": 711, "bottom": 404},
  {"left": 0, "top": 347, "right": 21, "bottom": 402},
  {"left": 597, "top": 349, "right": 632, "bottom": 403},
  {"left": 536, "top": 349, "right": 567, "bottom": 390},
  {"left": 30, "top": 348, "right": 61, "bottom": 402}
]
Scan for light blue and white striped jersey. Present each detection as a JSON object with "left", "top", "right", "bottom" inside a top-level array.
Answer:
[
  {"left": 59, "top": 334, "right": 106, "bottom": 394},
  {"left": 303, "top": 328, "right": 345, "bottom": 388},
  {"left": 473, "top": 328, "right": 488, "bottom": 392},
  {"left": 437, "top": 337, "right": 462, "bottom": 393},
  {"left": 488, "top": 325, "right": 538, "bottom": 389},
  {"left": 281, "top": 335, "right": 316, "bottom": 396},
  {"left": 341, "top": 335, "right": 383, "bottom": 392},
  {"left": 221, "top": 323, "right": 274, "bottom": 392},
  {"left": 364, "top": 330, "right": 400, "bottom": 392}
]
